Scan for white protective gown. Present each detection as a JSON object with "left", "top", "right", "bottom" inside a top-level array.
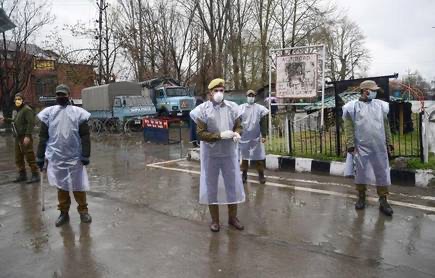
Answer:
[
  {"left": 239, "top": 103, "right": 269, "bottom": 161},
  {"left": 37, "top": 105, "right": 91, "bottom": 191},
  {"left": 342, "top": 99, "right": 391, "bottom": 186},
  {"left": 190, "top": 100, "right": 245, "bottom": 205}
]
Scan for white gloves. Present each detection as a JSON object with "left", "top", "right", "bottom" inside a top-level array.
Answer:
[
  {"left": 233, "top": 132, "right": 241, "bottom": 143},
  {"left": 220, "top": 130, "right": 235, "bottom": 139}
]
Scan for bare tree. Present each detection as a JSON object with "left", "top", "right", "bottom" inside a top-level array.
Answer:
[
  {"left": 252, "top": 0, "right": 277, "bottom": 85},
  {"left": 272, "top": 0, "right": 332, "bottom": 49},
  {"left": 0, "top": 0, "right": 53, "bottom": 119},
  {"left": 67, "top": 5, "right": 121, "bottom": 84},
  {"left": 183, "top": 0, "right": 231, "bottom": 78},
  {"left": 226, "top": 0, "right": 253, "bottom": 89},
  {"left": 318, "top": 16, "right": 370, "bottom": 81}
]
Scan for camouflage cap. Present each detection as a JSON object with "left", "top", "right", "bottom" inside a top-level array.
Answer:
[
  {"left": 359, "top": 80, "right": 380, "bottom": 91},
  {"left": 246, "top": 89, "right": 256, "bottom": 96},
  {"left": 208, "top": 78, "right": 225, "bottom": 90},
  {"left": 55, "top": 84, "right": 70, "bottom": 95}
]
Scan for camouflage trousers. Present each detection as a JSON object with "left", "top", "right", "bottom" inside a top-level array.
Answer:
[{"left": 15, "top": 136, "right": 38, "bottom": 173}]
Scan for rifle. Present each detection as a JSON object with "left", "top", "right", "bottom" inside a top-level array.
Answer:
[{"left": 11, "top": 122, "right": 18, "bottom": 137}]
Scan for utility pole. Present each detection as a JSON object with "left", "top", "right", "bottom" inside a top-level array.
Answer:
[
  {"left": 96, "top": 0, "right": 108, "bottom": 85},
  {"left": 104, "top": 4, "right": 110, "bottom": 84}
]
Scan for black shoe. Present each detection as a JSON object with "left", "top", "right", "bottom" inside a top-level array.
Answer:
[
  {"left": 55, "top": 213, "right": 70, "bottom": 227},
  {"left": 258, "top": 172, "right": 266, "bottom": 184},
  {"left": 228, "top": 217, "right": 244, "bottom": 230},
  {"left": 27, "top": 172, "right": 40, "bottom": 184},
  {"left": 80, "top": 212, "right": 92, "bottom": 224},
  {"left": 13, "top": 171, "right": 27, "bottom": 183},
  {"left": 355, "top": 192, "right": 366, "bottom": 210},
  {"left": 242, "top": 171, "right": 247, "bottom": 183},
  {"left": 379, "top": 196, "right": 393, "bottom": 216}
]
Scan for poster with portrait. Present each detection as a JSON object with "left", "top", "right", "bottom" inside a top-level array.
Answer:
[{"left": 276, "top": 54, "right": 318, "bottom": 98}]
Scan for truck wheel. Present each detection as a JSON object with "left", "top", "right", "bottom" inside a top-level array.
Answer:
[
  {"left": 89, "top": 119, "right": 103, "bottom": 134},
  {"left": 104, "top": 119, "right": 121, "bottom": 133}
]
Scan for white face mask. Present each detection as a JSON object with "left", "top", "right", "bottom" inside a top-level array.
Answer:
[
  {"left": 213, "top": 91, "right": 224, "bottom": 103},
  {"left": 367, "top": 90, "right": 377, "bottom": 100},
  {"left": 247, "top": 96, "right": 255, "bottom": 104}
]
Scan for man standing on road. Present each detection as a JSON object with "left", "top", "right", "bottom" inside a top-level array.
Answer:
[
  {"left": 190, "top": 78, "right": 245, "bottom": 232},
  {"left": 0, "top": 93, "right": 40, "bottom": 183},
  {"left": 239, "top": 90, "right": 269, "bottom": 184},
  {"left": 36, "top": 84, "right": 92, "bottom": 227},
  {"left": 343, "top": 80, "right": 394, "bottom": 216}
]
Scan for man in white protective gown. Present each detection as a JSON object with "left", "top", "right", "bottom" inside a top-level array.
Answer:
[
  {"left": 190, "top": 78, "right": 245, "bottom": 232},
  {"left": 343, "top": 80, "right": 394, "bottom": 216},
  {"left": 239, "top": 89, "right": 269, "bottom": 184},
  {"left": 36, "top": 84, "right": 92, "bottom": 227}
]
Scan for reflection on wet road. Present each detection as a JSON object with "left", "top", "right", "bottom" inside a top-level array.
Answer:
[{"left": 1, "top": 134, "right": 435, "bottom": 277}]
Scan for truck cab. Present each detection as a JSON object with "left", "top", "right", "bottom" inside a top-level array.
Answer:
[
  {"left": 140, "top": 78, "right": 195, "bottom": 117},
  {"left": 154, "top": 86, "right": 195, "bottom": 116}
]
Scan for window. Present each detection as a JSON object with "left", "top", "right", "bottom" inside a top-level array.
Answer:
[
  {"left": 157, "top": 89, "right": 165, "bottom": 98},
  {"left": 124, "top": 96, "right": 153, "bottom": 107},
  {"left": 114, "top": 98, "right": 121, "bottom": 107},
  {"left": 165, "top": 88, "right": 190, "bottom": 97}
]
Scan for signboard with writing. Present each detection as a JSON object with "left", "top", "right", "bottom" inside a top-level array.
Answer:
[
  {"left": 142, "top": 118, "right": 169, "bottom": 129},
  {"left": 33, "top": 59, "right": 55, "bottom": 71},
  {"left": 276, "top": 54, "right": 318, "bottom": 98}
]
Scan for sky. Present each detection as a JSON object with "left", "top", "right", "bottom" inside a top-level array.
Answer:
[
  {"left": 36, "top": 0, "right": 435, "bottom": 83},
  {"left": 333, "top": 0, "right": 435, "bottom": 82}
]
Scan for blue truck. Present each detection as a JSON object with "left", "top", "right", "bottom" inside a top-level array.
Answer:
[
  {"left": 140, "top": 78, "right": 195, "bottom": 117},
  {"left": 82, "top": 81, "right": 156, "bottom": 131}
]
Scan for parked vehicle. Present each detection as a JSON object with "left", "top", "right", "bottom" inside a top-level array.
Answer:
[
  {"left": 82, "top": 81, "right": 156, "bottom": 131},
  {"left": 140, "top": 78, "right": 195, "bottom": 117}
]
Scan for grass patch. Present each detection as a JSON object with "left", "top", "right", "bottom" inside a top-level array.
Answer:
[{"left": 406, "top": 153, "right": 435, "bottom": 170}]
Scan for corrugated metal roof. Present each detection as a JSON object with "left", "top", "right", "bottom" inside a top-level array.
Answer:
[{"left": 304, "top": 91, "right": 360, "bottom": 111}]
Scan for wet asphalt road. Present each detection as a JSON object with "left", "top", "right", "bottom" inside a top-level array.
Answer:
[{"left": 1, "top": 133, "right": 435, "bottom": 278}]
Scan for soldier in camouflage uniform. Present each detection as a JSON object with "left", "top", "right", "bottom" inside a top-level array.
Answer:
[{"left": 0, "top": 93, "right": 40, "bottom": 183}]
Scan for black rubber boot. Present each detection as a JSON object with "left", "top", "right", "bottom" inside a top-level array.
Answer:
[
  {"left": 242, "top": 171, "right": 248, "bottom": 183},
  {"left": 27, "top": 172, "right": 40, "bottom": 184},
  {"left": 258, "top": 171, "right": 266, "bottom": 184},
  {"left": 13, "top": 171, "right": 27, "bottom": 183},
  {"left": 80, "top": 212, "right": 92, "bottom": 224},
  {"left": 379, "top": 196, "right": 393, "bottom": 216},
  {"left": 355, "top": 191, "right": 366, "bottom": 210},
  {"left": 55, "top": 212, "right": 70, "bottom": 227}
]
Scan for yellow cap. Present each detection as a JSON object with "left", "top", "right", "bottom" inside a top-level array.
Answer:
[{"left": 208, "top": 78, "right": 225, "bottom": 90}]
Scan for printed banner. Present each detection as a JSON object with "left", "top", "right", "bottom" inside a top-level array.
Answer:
[{"left": 276, "top": 54, "right": 318, "bottom": 98}]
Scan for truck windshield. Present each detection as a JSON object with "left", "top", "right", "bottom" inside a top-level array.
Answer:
[
  {"left": 125, "top": 96, "right": 153, "bottom": 106},
  {"left": 165, "top": 88, "right": 190, "bottom": 97}
]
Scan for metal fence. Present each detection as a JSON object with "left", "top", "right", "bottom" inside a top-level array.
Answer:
[{"left": 266, "top": 110, "right": 422, "bottom": 160}]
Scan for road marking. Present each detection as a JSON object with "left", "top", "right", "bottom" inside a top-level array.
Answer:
[
  {"left": 149, "top": 158, "right": 186, "bottom": 166},
  {"left": 175, "top": 160, "right": 435, "bottom": 202},
  {"left": 147, "top": 160, "right": 435, "bottom": 213}
]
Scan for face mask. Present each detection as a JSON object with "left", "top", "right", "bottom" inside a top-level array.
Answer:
[
  {"left": 367, "top": 90, "right": 377, "bottom": 100},
  {"left": 15, "top": 99, "right": 23, "bottom": 107},
  {"left": 213, "top": 92, "right": 224, "bottom": 103},
  {"left": 56, "top": 96, "right": 70, "bottom": 106},
  {"left": 247, "top": 96, "right": 255, "bottom": 104}
]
